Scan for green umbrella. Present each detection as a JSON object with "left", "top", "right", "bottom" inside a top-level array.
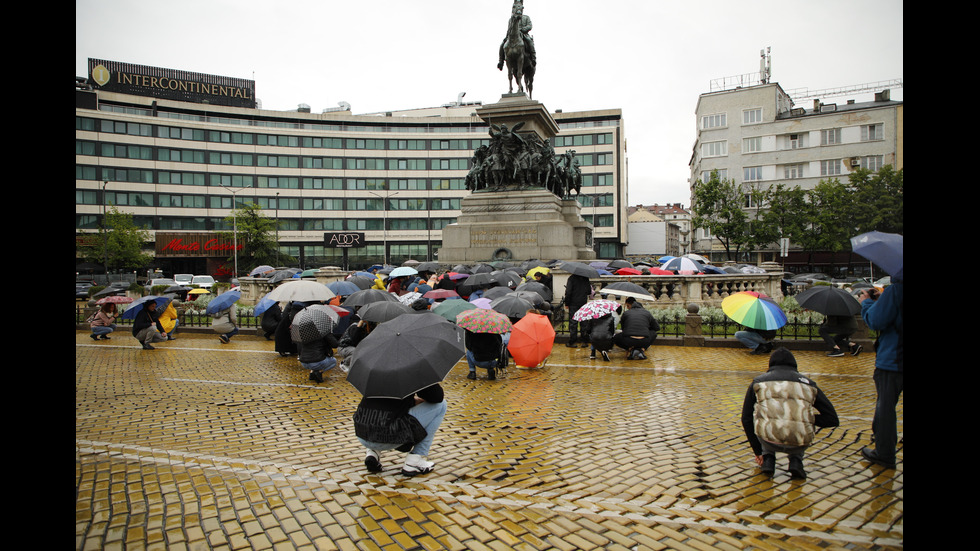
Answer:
[{"left": 432, "top": 299, "right": 477, "bottom": 322}]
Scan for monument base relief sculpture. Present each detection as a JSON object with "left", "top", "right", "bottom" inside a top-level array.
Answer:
[{"left": 438, "top": 0, "right": 596, "bottom": 263}]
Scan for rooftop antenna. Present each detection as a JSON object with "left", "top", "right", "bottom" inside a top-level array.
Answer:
[{"left": 760, "top": 47, "right": 771, "bottom": 84}]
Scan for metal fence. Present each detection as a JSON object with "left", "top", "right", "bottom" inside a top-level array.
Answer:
[{"left": 76, "top": 304, "right": 843, "bottom": 341}]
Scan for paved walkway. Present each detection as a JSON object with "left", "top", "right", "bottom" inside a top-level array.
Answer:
[{"left": 76, "top": 330, "right": 902, "bottom": 550}]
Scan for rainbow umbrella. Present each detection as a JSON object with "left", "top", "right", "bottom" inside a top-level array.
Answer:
[{"left": 721, "top": 291, "right": 787, "bottom": 330}]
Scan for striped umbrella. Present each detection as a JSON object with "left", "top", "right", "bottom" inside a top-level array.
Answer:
[{"left": 721, "top": 292, "right": 787, "bottom": 330}]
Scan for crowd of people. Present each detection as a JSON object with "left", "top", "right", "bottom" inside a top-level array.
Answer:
[{"left": 85, "top": 260, "right": 902, "bottom": 479}]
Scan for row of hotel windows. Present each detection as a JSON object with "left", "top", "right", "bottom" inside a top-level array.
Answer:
[
  {"left": 76, "top": 209, "right": 618, "bottom": 232},
  {"left": 75, "top": 165, "right": 617, "bottom": 190},
  {"left": 78, "top": 115, "right": 615, "bottom": 151},
  {"left": 97, "top": 102, "right": 621, "bottom": 134},
  {"left": 701, "top": 125, "right": 885, "bottom": 158},
  {"left": 76, "top": 212, "right": 455, "bottom": 232},
  {"left": 77, "top": 187, "right": 616, "bottom": 212},
  {"left": 699, "top": 156, "right": 885, "bottom": 183},
  {"left": 76, "top": 139, "right": 615, "bottom": 169}
]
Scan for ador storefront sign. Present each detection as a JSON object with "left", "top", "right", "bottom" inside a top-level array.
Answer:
[
  {"left": 323, "top": 232, "right": 366, "bottom": 248},
  {"left": 156, "top": 233, "right": 243, "bottom": 257},
  {"left": 88, "top": 58, "right": 256, "bottom": 108}
]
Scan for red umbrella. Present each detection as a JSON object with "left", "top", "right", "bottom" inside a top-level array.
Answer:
[
  {"left": 615, "top": 267, "right": 643, "bottom": 275},
  {"left": 423, "top": 289, "right": 460, "bottom": 300},
  {"left": 649, "top": 268, "right": 674, "bottom": 275},
  {"left": 507, "top": 313, "right": 555, "bottom": 368}
]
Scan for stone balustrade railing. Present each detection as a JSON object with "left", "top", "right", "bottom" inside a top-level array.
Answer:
[{"left": 235, "top": 266, "right": 786, "bottom": 310}]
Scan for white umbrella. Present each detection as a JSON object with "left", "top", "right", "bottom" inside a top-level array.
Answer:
[{"left": 265, "top": 280, "right": 336, "bottom": 303}]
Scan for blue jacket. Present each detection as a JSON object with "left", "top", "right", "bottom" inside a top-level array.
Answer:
[{"left": 861, "top": 282, "right": 903, "bottom": 372}]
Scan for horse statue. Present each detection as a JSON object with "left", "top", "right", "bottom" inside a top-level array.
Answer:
[{"left": 499, "top": 0, "right": 536, "bottom": 99}]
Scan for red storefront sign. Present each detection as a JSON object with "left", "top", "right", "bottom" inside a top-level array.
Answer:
[{"left": 156, "top": 233, "right": 243, "bottom": 257}]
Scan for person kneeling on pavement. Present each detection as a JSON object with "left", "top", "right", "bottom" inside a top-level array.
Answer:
[
  {"left": 613, "top": 298, "right": 659, "bottom": 360},
  {"left": 353, "top": 383, "right": 447, "bottom": 476},
  {"left": 465, "top": 329, "right": 503, "bottom": 380},
  {"left": 740, "top": 348, "right": 839, "bottom": 479},
  {"left": 300, "top": 332, "right": 340, "bottom": 383}
]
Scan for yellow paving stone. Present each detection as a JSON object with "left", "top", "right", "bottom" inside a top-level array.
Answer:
[{"left": 76, "top": 335, "right": 902, "bottom": 551}]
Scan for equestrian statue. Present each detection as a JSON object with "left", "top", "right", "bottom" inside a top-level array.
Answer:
[{"left": 498, "top": 0, "right": 536, "bottom": 99}]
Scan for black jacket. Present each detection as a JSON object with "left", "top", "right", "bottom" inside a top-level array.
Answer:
[
  {"left": 619, "top": 307, "right": 659, "bottom": 337},
  {"left": 353, "top": 384, "right": 444, "bottom": 447},
  {"left": 564, "top": 275, "right": 591, "bottom": 308}
]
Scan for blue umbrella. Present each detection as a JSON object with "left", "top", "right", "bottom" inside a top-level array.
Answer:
[
  {"left": 389, "top": 266, "right": 418, "bottom": 278},
  {"left": 206, "top": 289, "right": 241, "bottom": 314},
  {"left": 121, "top": 295, "right": 171, "bottom": 320},
  {"left": 327, "top": 280, "right": 361, "bottom": 296},
  {"left": 254, "top": 295, "right": 277, "bottom": 317},
  {"left": 851, "top": 231, "right": 903, "bottom": 281}
]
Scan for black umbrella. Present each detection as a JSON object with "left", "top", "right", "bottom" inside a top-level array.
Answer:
[
  {"left": 357, "top": 301, "right": 416, "bottom": 323},
  {"left": 482, "top": 286, "right": 513, "bottom": 301},
  {"left": 346, "top": 313, "right": 465, "bottom": 399},
  {"left": 347, "top": 275, "right": 376, "bottom": 290},
  {"left": 515, "top": 281, "right": 553, "bottom": 302},
  {"left": 490, "top": 270, "right": 522, "bottom": 288},
  {"left": 416, "top": 262, "right": 441, "bottom": 274},
  {"left": 490, "top": 295, "right": 534, "bottom": 319},
  {"left": 342, "top": 288, "right": 398, "bottom": 308},
  {"left": 560, "top": 261, "right": 600, "bottom": 278},
  {"left": 508, "top": 290, "right": 546, "bottom": 308},
  {"left": 795, "top": 286, "right": 862, "bottom": 316},
  {"left": 606, "top": 259, "right": 634, "bottom": 270}
]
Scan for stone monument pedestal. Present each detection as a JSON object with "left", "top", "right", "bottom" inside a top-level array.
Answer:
[
  {"left": 439, "top": 188, "right": 595, "bottom": 262},
  {"left": 438, "top": 93, "right": 596, "bottom": 263}
]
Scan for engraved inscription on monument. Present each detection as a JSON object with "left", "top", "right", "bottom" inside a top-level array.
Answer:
[{"left": 470, "top": 228, "right": 538, "bottom": 247}]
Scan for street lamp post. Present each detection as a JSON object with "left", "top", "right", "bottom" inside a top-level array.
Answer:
[
  {"left": 368, "top": 190, "right": 399, "bottom": 266},
  {"left": 221, "top": 184, "right": 248, "bottom": 278},
  {"left": 102, "top": 180, "right": 110, "bottom": 281}
]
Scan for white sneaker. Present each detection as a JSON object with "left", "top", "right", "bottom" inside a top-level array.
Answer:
[
  {"left": 401, "top": 453, "right": 434, "bottom": 476},
  {"left": 364, "top": 449, "right": 382, "bottom": 472}
]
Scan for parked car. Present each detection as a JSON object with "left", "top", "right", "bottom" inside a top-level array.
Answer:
[
  {"left": 144, "top": 278, "right": 176, "bottom": 294},
  {"left": 174, "top": 274, "right": 194, "bottom": 286},
  {"left": 790, "top": 272, "right": 832, "bottom": 284},
  {"left": 191, "top": 275, "right": 215, "bottom": 290},
  {"left": 76, "top": 281, "right": 95, "bottom": 300}
]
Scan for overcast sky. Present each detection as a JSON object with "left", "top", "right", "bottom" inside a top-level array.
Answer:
[{"left": 76, "top": 0, "right": 903, "bottom": 207}]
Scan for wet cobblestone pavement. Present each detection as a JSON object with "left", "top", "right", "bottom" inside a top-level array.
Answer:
[{"left": 76, "top": 330, "right": 902, "bottom": 550}]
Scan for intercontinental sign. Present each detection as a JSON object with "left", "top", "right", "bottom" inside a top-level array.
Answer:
[{"left": 88, "top": 58, "right": 256, "bottom": 108}]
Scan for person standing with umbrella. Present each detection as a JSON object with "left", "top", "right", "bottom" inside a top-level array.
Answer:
[
  {"left": 851, "top": 231, "right": 903, "bottom": 470},
  {"left": 562, "top": 263, "right": 596, "bottom": 348}
]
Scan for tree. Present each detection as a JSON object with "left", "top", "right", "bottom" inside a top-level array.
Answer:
[
  {"left": 78, "top": 206, "right": 154, "bottom": 271},
  {"left": 692, "top": 171, "right": 750, "bottom": 260},
  {"left": 847, "top": 165, "right": 903, "bottom": 235},
  {"left": 221, "top": 202, "right": 293, "bottom": 270}
]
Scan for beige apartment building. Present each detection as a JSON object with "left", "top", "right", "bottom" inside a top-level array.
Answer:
[{"left": 689, "top": 82, "right": 903, "bottom": 265}]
